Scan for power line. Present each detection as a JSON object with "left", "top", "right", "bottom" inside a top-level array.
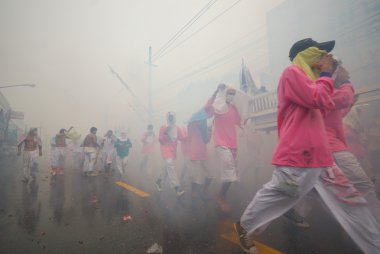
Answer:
[
  {"left": 108, "top": 65, "right": 150, "bottom": 115},
  {"left": 152, "top": 0, "right": 218, "bottom": 61},
  {"left": 153, "top": 41, "right": 266, "bottom": 106},
  {"left": 154, "top": 34, "right": 267, "bottom": 95},
  {"left": 163, "top": 26, "right": 265, "bottom": 83},
  {"left": 153, "top": 50, "right": 267, "bottom": 107},
  {"left": 154, "top": 44, "right": 268, "bottom": 111},
  {"left": 151, "top": 25, "right": 266, "bottom": 99},
  {"left": 152, "top": 0, "right": 217, "bottom": 59},
  {"left": 154, "top": 0, "right": 244, "bottom": 62},
  {"left": 191, "top": 26, "right": 264, "bottom": 65}
]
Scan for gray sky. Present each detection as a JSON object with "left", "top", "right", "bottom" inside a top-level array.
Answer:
[{"left": 0, "top": 0, "right": 283, "bottom": 138}]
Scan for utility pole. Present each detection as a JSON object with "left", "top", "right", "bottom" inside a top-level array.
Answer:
[{"left": 148, "top": 46, "right": 153, "bottom": 124}]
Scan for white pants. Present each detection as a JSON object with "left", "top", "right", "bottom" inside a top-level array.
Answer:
[
  {"left": 240, "top": 166, "right": 380, "bottom": 254},
  {"left": 116, "top": 156, "right": 128, "bottom": 174},
  {"left": 334, "top": 151, "right": 380, "bottom": 222},
  {"left": 102, "top": 150, "right": 115, "bottom": 167},
  {"left": 51, "top": 147, "right": 66, "bottom": 168},
  {"left": 216, "top": 146, "right": 239, "bottom": 183},
  {"left": 295, "top": 151, "right": 380, "bottom": 223},
  {"left": 157, "top": 158, "right": 180, "bottom": 188},
  {"left": 83, "top": 149, "right": 97, "bottom": 172},
  {"left": 23, "top": 150, "right": 39, "bottom": 180},
  {"left": 189, "top": 160, "right": 213, "bottom": 185}
]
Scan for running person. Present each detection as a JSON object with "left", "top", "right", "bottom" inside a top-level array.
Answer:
[
  {"left": 51, "top": 127, "right": 73, "bottom": 175},
  {"left": 205, "top": 84, "right": 241, "bottom": 212},
  {"left": 114, "top": 132, "right": 132, "bottom": 175},
  {"left": 187, "top": 108, "right": 213, "bottom": 198},
  {"left": 139, "top": 124, "right": 156, "bottom": 171},
  {"left": 82, "top": 127, "right": 99, "bottom": 176},
  {"left": 17, "top": 128, "right": 42, "bottom": 183},
  {"left": 234, "top": 38, "right": 380, "bottom": 254},
  {"left": 101, "top": 130, "right": 116, "bottom": 173},
  {"left": 155, "top": 112, "right": 187, "bottom": 197}
]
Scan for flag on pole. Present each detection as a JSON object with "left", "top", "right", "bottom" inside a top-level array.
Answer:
[{"left": 239, "top": 59, "right": 258, "bottom": 95}]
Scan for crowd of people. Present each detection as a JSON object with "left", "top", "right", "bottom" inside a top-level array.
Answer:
[{"left": 15, "top": 38, "right": 380, "bottom": 254}]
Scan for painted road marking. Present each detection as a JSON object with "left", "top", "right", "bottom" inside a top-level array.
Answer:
[
  {"left": 219, "top": 220, "right": 283, "bottom": 254},
  {"left": 115, "top": 181, "right": 150, "bottom": 198}
]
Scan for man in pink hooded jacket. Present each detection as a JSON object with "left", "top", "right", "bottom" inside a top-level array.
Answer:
[{"left": 234, "top": 38, "right": 380, "bottom": 254}]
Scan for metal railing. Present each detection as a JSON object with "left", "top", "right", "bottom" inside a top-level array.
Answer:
[
  {"left": 250, "top": 91, "right": 277, "bottom": 114},
  {"left": 246, "top": 86, "right": 380, "bottom": 132},
  {"left": 246, "top": 91, "right": 278, "bottom": 132}
]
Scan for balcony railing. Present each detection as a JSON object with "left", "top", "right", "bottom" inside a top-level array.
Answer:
[
  {"left": 246, "top": 91, "right": 278, "bottom": 132},
  {"left": 246, "top": 86, "right": 380, "bottom": 132},
  {"left": 250, "top": 91, "right": 277, "bottom": 113}
]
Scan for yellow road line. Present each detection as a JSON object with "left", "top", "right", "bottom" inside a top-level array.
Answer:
[
  {"left": 220, "top": 234, "right": 283, "bottom": 254},
  {"left": 219, "top": 219, "right": 283, "bottom": 254},
  {"left": 115, "top": 181, "right": 150, "bottom": 198}
]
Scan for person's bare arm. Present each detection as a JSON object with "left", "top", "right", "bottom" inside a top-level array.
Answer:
[{"left": 17, "top": 139, "right": 25, "bottom": 156}]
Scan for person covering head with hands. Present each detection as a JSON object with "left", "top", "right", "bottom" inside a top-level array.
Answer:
[
  {"left": 234, "top": 38, "right": 380, "bottom": 254},
  {"left": 205, "top": 83, "right": 241, "bottom": 213},
  {"left": 324, "top": 60, "right": 380, "bottom": 223},
  {"left": 50, "top": 126, "right": 73, "bottom": 176}
]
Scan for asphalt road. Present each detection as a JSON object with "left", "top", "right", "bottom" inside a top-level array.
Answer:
[{"left": 0, "top": 149, "right": 363, "bottom": 254}]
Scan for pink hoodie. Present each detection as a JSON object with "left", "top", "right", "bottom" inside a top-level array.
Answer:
[
  {"left": 324, "top": 83, "right": 355, "bottom": 153},
  {"left": 187, "top": 121, "right": 210, "bottom": 161},
  {"left": 272, "top": 65, "right": 335, "bottom": 167},
  {"left": 205, "top": 96, "right": 241, "bottom": 149},
  {"left": 159, "top": 125, "right": 187, "bottom": 159}
]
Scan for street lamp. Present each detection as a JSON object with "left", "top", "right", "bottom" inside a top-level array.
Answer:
[{"left": 0, "top": 84, "right": 36, "bottom": 89}]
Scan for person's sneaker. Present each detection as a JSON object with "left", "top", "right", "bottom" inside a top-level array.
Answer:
[
  {"left": 58, "top": 168, "right": 64, "bottom": 175},
  {"left": 176, "top": 189, "right": 185, "bottom": 197},
  {"left": 155, "top": 181, "right": 162, "bottom": 192},
  {"left": 283, "top": 208, "right": 310, "bottom": 228},
  {"left": 234, "top": 221, "right": 259, "bottom": 254},
  {"left": 51, "top": 168, "right": 57, "bottom": 176}
]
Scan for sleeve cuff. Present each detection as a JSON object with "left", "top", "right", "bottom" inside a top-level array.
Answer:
[{"left": 320, "top": 72, "right": 332, "bottom": 78}]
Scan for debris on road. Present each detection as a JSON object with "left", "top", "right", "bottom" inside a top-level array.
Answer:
[
  {"left": 89, "top": 196, "right": 98, "bottom": 203},
  {"left": 122, "top": 215, "right": 132, "bottom": 221},
  {"left": 147, "top": 243, "right": 163, "bottom": 253}
]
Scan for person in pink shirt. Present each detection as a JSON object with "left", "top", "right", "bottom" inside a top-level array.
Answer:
[
  {"left": 287, "top": 62, "right": 380, "bottom": 227},
  {"left": 205, "top": 84, "right": 241, "bottom": 212},
  {"left": 325, "top": 62, "right": 380, "bottom": 216},
  {"left": 186, "top": 108, "right": 213, "bottom": 198},
  {"left": 139, "top": 124, "right": 156, "bottom": 171},
  {"left": 155, "top": 112, "right": 187, "bottom": 197},
  {"left": 234, "top": 38, "right": 380, "bottom": 254}
]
